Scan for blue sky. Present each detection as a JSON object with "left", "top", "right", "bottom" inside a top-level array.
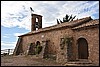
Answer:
[{"left": 1, "top": 1, "right": 99, "bottom": 50}]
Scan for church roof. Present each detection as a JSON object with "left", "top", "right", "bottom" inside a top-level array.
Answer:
[
  {"left": 72, "top": 19, "right": 99, "bottom": 30},
  {"left": 19, "top": 17, "right": 99, "bottom": 37}
]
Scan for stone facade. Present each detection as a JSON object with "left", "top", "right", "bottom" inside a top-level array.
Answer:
[{"left": 14, "top": 14, "right": 99, "bottom": 65}]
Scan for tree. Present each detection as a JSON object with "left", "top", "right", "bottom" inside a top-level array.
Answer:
[
  {"left": 56, "top": 14, "right": 76, "bottom": 24},
  {"left": 57, "top": 19, "right": 60, "bottom": 24},
  {"left": 68, "top": 14, "right": 72, "bottom": 21},
  {"left": 70, "top": 16, "right": 76, "bottom": 21},
  {"left": 63, "top": 14, "right": 76, "bottom": 22},
  {"left": 59, "top": 19, "right": 63, "bottom": 23}
]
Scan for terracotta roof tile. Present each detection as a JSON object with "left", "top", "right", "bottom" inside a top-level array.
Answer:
[
  {"left": 19, "top": 17, "right": 98, "bottom": 37},
  {"left": 72, "top": 19, "right": 99, "bottom": 29}
]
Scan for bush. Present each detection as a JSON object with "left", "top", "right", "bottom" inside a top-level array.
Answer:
[{"left": 35, "top": 45, "right": 42, "bottom": 54}]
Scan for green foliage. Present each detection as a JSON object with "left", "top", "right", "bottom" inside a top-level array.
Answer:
[
  {"left": 65, "top": 37, "right": 73, "bottom": 44},
  {"left": 35, "top": 45, "right": 42, "bottom": 54},
  {"left": 27, "top": 43, "right": 42, "bottom": 55},
  {"left": 60, "top": 36, "right": 73, "bottom": 49},
  {"left": 57, "top": 14, "right": 76, "bottom": 24},
  {"left": 63, "top": 14, "right": 76, "bottom": 22}
]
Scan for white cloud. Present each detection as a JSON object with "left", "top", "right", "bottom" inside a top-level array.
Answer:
[
  {"left": 1, "top": 41, "right": 16, "bottom": 46},
  {"left": 1, "top": 32, "right": 25, "bottom": 50},
  {"left": 1, "top": 1, "right": 31, "bottom": 30},
  {"left": 1, "top": 1, "right": 99, "bottom": 30},
  {"left": 2, "top": 34, "right": 11, "bottom": 38},
  {"left": 3, "top": 36, "right": 9, "bottom": 38},
  {"left": 1, "top": 41, "right": 16, "bottom": 50},
  {"left": 4, "top": 34, "right": 11, "bottom": 36},
  {"left": 14, "top": 32, "right": 26, "bottom": 37},
  {"left": 13, "top": 32, "right": 26, "bottom": 42},
  {"left": 56, "top": 1, "right": 99, "bottom": 20},
  {"left": 1, "top": 32, "right": 27, "bottom": 50}
]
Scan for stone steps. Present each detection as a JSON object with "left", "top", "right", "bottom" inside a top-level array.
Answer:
[{"left": 64, "top": 59, "right": 95, "bottom": 66}]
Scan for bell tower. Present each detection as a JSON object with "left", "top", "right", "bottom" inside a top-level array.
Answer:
[{"left": 31, "top": 14, "right": 42, "bottom": 31}]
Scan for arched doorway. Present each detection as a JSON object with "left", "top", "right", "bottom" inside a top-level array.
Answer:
[
  {"left": 77, "top": 38, "right": 89, "bottom": 59},
  {"left": 28, "top": 43, "right": 34, "bottom": 55},
  {"left": 36, "top": 41, "right": 42, "bottom": 54}
]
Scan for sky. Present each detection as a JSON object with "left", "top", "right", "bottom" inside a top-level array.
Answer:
[{"left": 1, "top": 1, "right": 99, "bottom": 50}]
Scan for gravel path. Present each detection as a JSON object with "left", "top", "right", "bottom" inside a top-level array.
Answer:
[{"left": 1, "top": 55, "right": 62, "bottom": 66}]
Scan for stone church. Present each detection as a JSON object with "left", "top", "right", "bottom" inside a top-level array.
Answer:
[{"left": 13, "top": 13, "right": 99, "bottom": 65}]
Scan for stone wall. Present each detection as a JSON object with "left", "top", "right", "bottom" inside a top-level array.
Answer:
[
  {"left": 20, "top": 24, "right": 99, "bottom": 64},
  {"left": 21, "top": 27, "right": 73, "bottom": 62},
  {"left": 73, "top": 26, "right": 99, "bottom": 64}
]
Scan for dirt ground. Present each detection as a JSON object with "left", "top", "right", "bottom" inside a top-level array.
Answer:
[
  {"left": 1, "top": 55, "right": 98, "bottom": 66},
  {"left": 1, "top": 55, "right": 63, "bottom": 66}
]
